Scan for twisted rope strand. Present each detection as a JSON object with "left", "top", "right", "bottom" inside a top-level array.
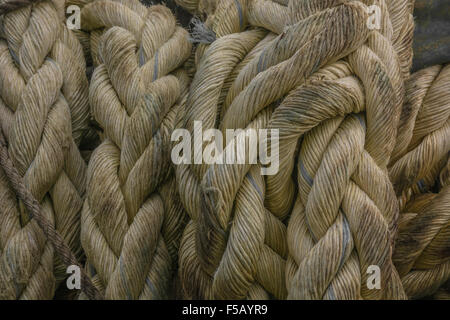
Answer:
[{"left": 0, "top": 129, "right": 102, "bottom": 300}]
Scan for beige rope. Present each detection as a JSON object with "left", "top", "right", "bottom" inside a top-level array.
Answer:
[
  {"left": 390, "top": 63, "right": 450, "bottom": 300},
  {"left": 175, "top": 0, "right": 216, "bottom": 16},
  {"left": 0, "top": 129, "right": 102, "bottom": 300},
  {"left": 390, "top": 64, "right": 450, "bottom": 209},
  {"left": 394, "top": 186, "right": 450, "bottom": 299},
  {"left": 79, "top": 0, "right": 191, "bottom": 299},
  {"left": 177, "top": 0, "right": 291, "bottom": 299},
  {"left": 282, "top": 1, "right": 414, "bottom": 299},
  {"left": 177, "top": 0, "right": 415, "bottom": 300},
  {"left": 0, "top": 0, "right": 90, "bottom": 299}
]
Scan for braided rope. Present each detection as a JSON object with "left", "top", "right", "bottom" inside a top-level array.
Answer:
[
  {"left": 79, "top": 0, "right": 191, "bottom": 299},
  {"left": 282, "top": 1, "right": 413, "bottom": 300},
  {"left": 0, "top": 129, "right": 102, "bottom": 300},
  {"left": 390, "top": 64, "right": 450, "bottom": 209},
  {"left": 390, "top": 64, "right": 450, "bottom": 300},
  {"left": 0, "top": 0, "right": 91, "bottom": 298},
  {"left": 0, "top": 0, "right": 40, "bottom": 14},
  {"left": 394, "top": 186, "right": 450, "bottom": 299},
  {"left": 177, "top": 0, "right": 414, "bottom": 300},
  {"left": 175, "top": 0, "right": 216, "bottom": 16}
]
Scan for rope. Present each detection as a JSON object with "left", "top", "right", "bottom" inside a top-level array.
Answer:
[
  {"left": 176, "top": 0, "right": 415, "bottom": 300},
  {"left": 390, "top": 64, "right": 450, "bottom": 300},
  {"left": 0, "top": 0, "right": 40, "bottom": 15},
  {"left": 389, "top": 64, "right": 450, "bottom": 209},
  {"left": 79, "top": 0, "right": 191, "bottom": 299},
  {"left": 175, "top": 0, "right": 217, "bottom": 16},
  {"left": 0, "top": 0, "right": 91, "bottom": 298},
  {"left": 0, "top": 129, "right": 102, "bottom": 300},
  {"left": 394, "top": 186, "right": 450, "bottom": 299}
]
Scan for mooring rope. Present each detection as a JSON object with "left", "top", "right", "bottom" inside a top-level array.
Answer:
[
  {"left": 0, "top": 0, "right": 91, "bottom": 299},
  {"left": 0, "top": 0, "right": 448, "bottom": 301},
  {"left": 176, "top": 0, "right": 415, "bottom": 300},
  {"left": 0, "top": 129, "right": 102, "bottom": 300},
  {"left": 391, "top": 64, "right": 450, "bottom": 300},
  {"left": 78, "top": 0, "right": 191, "bottom": 299},
  {"left": 175, "top": 0, "right": 216, "bottom": 16},
  {"left": 394, "top": 186, "right": 450, "bottom": 299},
  {"left": 389, "top": 64, "right": 450, "bottom": 209}
]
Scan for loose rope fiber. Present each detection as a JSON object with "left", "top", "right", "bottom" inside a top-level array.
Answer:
[
  {"left": 176, "top": 0, "right": 415, "bottom": 300},
  {"left": 0, "top": 0, "right": 91, "bottom": 299},
  {"left": 79, "top": 0, "right": 191, "bottom": 299}
]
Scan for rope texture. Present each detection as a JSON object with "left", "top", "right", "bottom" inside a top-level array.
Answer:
[
  {"left": 0, "top": 129, "right": 102, "bottom": 300},
  {"left": 391, "top": 64, "right": 450, "bottom": 300},
  {"left": 79, "top": 0, "right": 191, "bottom": 299},
  {"left": 176, "top": 0, "right": 415, "bottom": 300},
  {"left": 0, "top": 0, "right": 91, "bottom": 299}
]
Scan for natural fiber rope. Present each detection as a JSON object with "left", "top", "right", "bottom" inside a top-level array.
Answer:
[
  {"left": 394, "top": 186, "right": 450, "bottom": 299},
  {"left": 389, "top": 64, "right": 450, "bottom": 209},
  {"left": 0, "top": 129, "right": 102, "bottom": 300},
  {"left": 390, "top": 64, "right": 450, "bottom": 300},
  {"left": 175, "top": 0, "right": 216, "bottom": 17},
  {"left": 177, "top": 0, "right": 291, "bottom": 299},
  {"left": 177, "top": 0, "right": 414, "bottom": 300},
  {"left": 0, "top": 0, "right": 91, "bottom": 298},
  {"left": 0, "top": 0, "right": 40, "bottom": 15},
  {"left": 79, "top": 0, "right": 191, "bottom": 299}
]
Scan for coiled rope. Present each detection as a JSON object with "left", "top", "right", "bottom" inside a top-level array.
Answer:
[
  {"left": 79, "top": 0, "right": 191, "bottom": 299},
  {"left": 0, "top": 0, "right": 91, "bottom": 299},
  {"left": 177, "top": 0, "right": 415, "bottom": 300}
]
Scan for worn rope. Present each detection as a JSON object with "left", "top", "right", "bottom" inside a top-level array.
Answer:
[
  {"left": 390, "top": 64, "right": 450, "bottom": 300},
  {"left": 0, "top": 0, "right": 91, "bottom": 299},
  {"left": 389, "top": 64, "right": 450, "bottom": 209},
  {"left": 0, "top": 0, "right": 40, "bottom": 14},
  {"left": 394, "top": 186, "right": 450, "bottom": 299},
  {"left": 177, "top": 0, "right": 291, "bottom": 299},
  {"left": 175, "top": 0, "right": 216, "bottom": 16},
  {"left": 0, "top": 129, "right": 102, "bottom": 300},
  {"left": 177, "top": 0, "right": 415, "bottom": 300},
  {"left": 79, "top": 0, "right": 191, "bottom": 299}
]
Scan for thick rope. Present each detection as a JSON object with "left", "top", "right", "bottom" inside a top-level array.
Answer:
[
  {"left": 390, "top": 64, "right": 450, "bottom": 299},
  {"left": 394, "top": 186, "right": 450, "bottom": 299},
  {"left": 177, "top": 0, "right": 414, "bottom": 300},
  {"left": 390, "top": 64, "right": 450, "bottom": 209},
  {"left": 175, "top": 0, "right": 216, "bottom": 16},
  {"left": 0, "top": 0, "right": 91, "bottom": 298},
  {"left": 79, "top": 0, "right": 191, "bottom": 299},
  {"left": 0, "top": 129, "right": 102, "bottom": 300},
  {"left": 0, "top": 0, "right": 40, "bottom": 14},
  {"left": 177, "top": 0, "right": 291, "bottom": 299}
]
